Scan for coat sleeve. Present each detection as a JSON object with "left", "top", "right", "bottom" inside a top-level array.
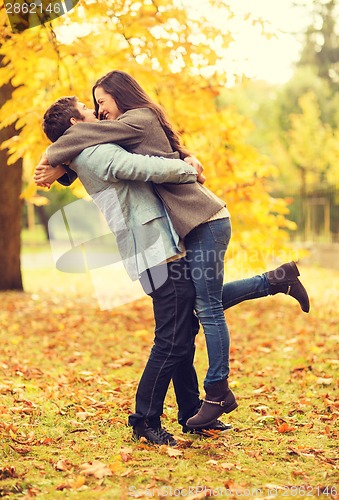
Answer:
[
  {"left": 56, "top": 165, "right": 78, "bottom": 186},
  {"left": 47, "top": 110, "right": 152, "bottom": 167},
  {"left": 77, "top": 144, "right": 197, "bottom": 184}
]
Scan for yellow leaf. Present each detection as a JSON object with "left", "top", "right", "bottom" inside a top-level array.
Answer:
[
  {"left": 316, "top": 377, "right": 333, "bottom": 385},
  {"left": 167, "top": 447, "right": 183, "bottom": 458},
  {"left": 20, "top": 182, "right": 37, "bottom": 201},
  {"left": 109, "top": 461, "right": 123, "bottom": 474},
  {"left": 80, "top": 460, "right": 113, "bottom": 479},
  {"left": 29, "top": 195, "right": 49, "bottom": 206},
  {"left": 220, "top": 462, "right": 237, "bottom": 470},
  {"left": 70, "top": 475, "right": 86, "bottom": 489}
]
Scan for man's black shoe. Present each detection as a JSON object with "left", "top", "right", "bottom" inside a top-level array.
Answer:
[
  {"left": 132, "top": 423, "right": 177, "bottom": 446},
  {"left": 182, "top": 419, "right": 232, "bottom": 435}
]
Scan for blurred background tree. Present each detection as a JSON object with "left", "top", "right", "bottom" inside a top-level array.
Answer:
[{"left": 218, "top": 0, "right": 339, "bottom": 243}]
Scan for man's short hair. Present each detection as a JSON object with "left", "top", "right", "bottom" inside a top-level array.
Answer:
[{"left": 43, "top": 96, "right": 83, "bottom": 142}]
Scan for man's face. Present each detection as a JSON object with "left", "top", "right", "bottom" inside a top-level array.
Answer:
[{"left": 74, "top": 102, "right": 98, "bottom": 123}]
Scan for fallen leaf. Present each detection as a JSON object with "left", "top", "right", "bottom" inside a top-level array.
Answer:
[
  {"left": 24, "top": 487, "right": 40, "bottom": 497},
  {"left": 55, "top": 483, "right": 71, "bottom": 491},
  {"left": 292, "top": 470, "right": 308, "bottom": 478},
  {"left": 38, "top": 437, "right": 55, "bottom": 445},
  {"left": 167, "top": 447, "right": 183, "bottom": 458},
  {"left": 55, "top": 459, "right": 73, "bottom": 472},
  {"left": 220, "top": 462, "right": 237, "bottom": 470},
  {"left": 277, "top": 422, "right": 296, "bottom": 433},
  {"left": 70, "top": 475, "right": 86, "bottom": 489},
  {"left": 206, "top": 459, "right": 218, "bottom": 465},
  {"left": 120, "top": 452, "right": 133, "bottom": 462},
  {"left": 316, "top": 377, "right": 333, "bottom": 385},
  {"left": 120, "top": 468, "right": 135, "bottom": 477},
  {"left": 253, "top": 385, "right": 273, "bottom": 394},
  {"left": 119, "top": 446, "right": 133, "bottom": 454},
  {"left": 9, "top": 444, "right": 32, "bottom": 455},
  {"left": 75, "top": 411, "right": 95, "bottom": 420},
  {"left": 109, "top": 461, "right": 123, "bottom": 474},
  {"left": 79, "top": 460, "right": 113, "bottom": 479}
]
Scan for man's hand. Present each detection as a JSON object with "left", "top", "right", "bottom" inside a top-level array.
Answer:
[
  {"left": 184, "top": 155, "right": 206, "bottom": 184},
  {"left": 34, "top": 154, "right": 66, "bottom": 188}
]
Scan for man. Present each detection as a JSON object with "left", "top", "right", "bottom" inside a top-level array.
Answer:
[{"left": 36, "top": 96, "right": 231, "bottom": 447}]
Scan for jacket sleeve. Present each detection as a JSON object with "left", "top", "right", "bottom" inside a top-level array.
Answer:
[
  {"left": 77, "top": 144, "right": 198, "bottom": 184},
  {"left": 47, "top": 111, "right": 150, "bottom": 167},
  {"left": 57, "top": 165, "right": 78, "bottom": 186}
]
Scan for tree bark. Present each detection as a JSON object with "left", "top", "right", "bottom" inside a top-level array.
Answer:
[
  {"left": 0, "top": 80, "right": 23, "bottom": 290},
  {"left": 36, "top": 205, "right": 49, "bottom": 239}
]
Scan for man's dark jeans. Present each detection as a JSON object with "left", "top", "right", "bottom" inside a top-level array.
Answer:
[{"left": 128, "top": 258, "right": 201, "bottom": 428}]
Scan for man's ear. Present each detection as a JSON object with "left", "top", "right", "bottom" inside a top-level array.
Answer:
[{"left": 70, "top": 117, "right": 78, "bottom": 126}]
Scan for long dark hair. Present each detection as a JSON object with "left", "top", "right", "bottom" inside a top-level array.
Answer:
[{"left": 92, "top": 70, "right": 190, "bottom": 158}]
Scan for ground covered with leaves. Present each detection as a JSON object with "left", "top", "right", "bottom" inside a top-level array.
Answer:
[{"left": 0, "top": 264, "right": 338, "bottom": 499}]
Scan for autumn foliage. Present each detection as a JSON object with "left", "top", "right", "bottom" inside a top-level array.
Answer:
[
  {"left": 0, "top": 0, "right": 297, "bottom": 271},
  {"left": 0, "top": 265, "right": 338, "bottom": 497}
]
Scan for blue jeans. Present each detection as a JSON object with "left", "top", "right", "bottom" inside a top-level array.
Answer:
[
  {"left": 222, "top": 273, "right": 269, "bottom": 309},
  {"left": 185, "top": 218, "right": 269, "bottom": 385}
]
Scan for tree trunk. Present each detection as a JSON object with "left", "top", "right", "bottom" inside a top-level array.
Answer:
[
  {"left": 36, "top": 205, "right": 50, "bottom": 239},
  {"left": 0, "top": 81, "right": 23, "bottom": 291}
]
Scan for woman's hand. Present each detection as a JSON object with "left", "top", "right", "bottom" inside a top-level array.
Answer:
[
  {"left": 34, "top": 154, "right": 66, "bottom": 188},
  {"left": 184, "top": 155, "right": 206, "bottom": 184}
]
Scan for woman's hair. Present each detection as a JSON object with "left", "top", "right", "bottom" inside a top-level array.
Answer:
[{"left": 92, "top": 70, "right": 190, "bottom": 158}]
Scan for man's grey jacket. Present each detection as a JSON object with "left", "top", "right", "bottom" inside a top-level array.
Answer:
[{"left": 69, "top": 143, "right": 197, "bottom": 280}]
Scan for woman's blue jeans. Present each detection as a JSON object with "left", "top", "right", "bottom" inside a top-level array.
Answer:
[{"left": 185, "top": 218, "right": 269, "bottom": 385}]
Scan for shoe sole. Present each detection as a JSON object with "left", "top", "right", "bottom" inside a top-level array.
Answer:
[
  {"left": 132, "top": 433, "right": 177, "bottom": 447},
  {"left": 184, "top": 426, "right": 233, "bottom": 435}
]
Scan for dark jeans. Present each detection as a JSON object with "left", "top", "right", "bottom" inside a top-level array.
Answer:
[
  {"left": 128, "top": 258, "right": 200, "bottom": 428},
  {"left": 128, "top": 257, "right": 270, "bottom": 428}
]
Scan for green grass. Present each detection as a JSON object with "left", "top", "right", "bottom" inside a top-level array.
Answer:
[{"left": 0, "top": 264, "right": 338, "bottom": 499}]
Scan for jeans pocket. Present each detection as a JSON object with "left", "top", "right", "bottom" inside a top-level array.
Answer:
[{"left": 208, "top": 218, "right": 231, "bottom": 246}]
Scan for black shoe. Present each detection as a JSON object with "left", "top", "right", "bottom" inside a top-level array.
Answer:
[
  {"left": 265, "top": 261, "right": 310, "bottom": 313},
  {"left": 132, "top": 423, "right": 177, "bottom": 446},
  {"left": 186, "top": 379, "right": 238, "bottom": 429},
  {"left": 182, "top": 419, "right": 232, "bottom": 435}
]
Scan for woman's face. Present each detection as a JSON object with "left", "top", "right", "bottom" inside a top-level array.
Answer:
[{"left": 94, "top": 86, "right": 121, "bottom": 120}]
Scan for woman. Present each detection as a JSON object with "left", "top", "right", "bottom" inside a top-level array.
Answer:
[{"left": 35, "top": 71, "right": 310, "bottom": 429}]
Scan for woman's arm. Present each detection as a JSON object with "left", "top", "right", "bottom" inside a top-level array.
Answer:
[
  {"left": 41, "top": 107, "right": 206, "bottom": 183},
  {"left": 46, "top": 110, "right": 151, "bottom": 167}
]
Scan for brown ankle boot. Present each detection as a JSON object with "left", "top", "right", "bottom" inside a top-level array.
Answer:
[
  {"left": 265, "top": 261, "right": 310, "bottom": 313},
  {"left": 185, "top": 379, "right": 238, "bottom": 429}
]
